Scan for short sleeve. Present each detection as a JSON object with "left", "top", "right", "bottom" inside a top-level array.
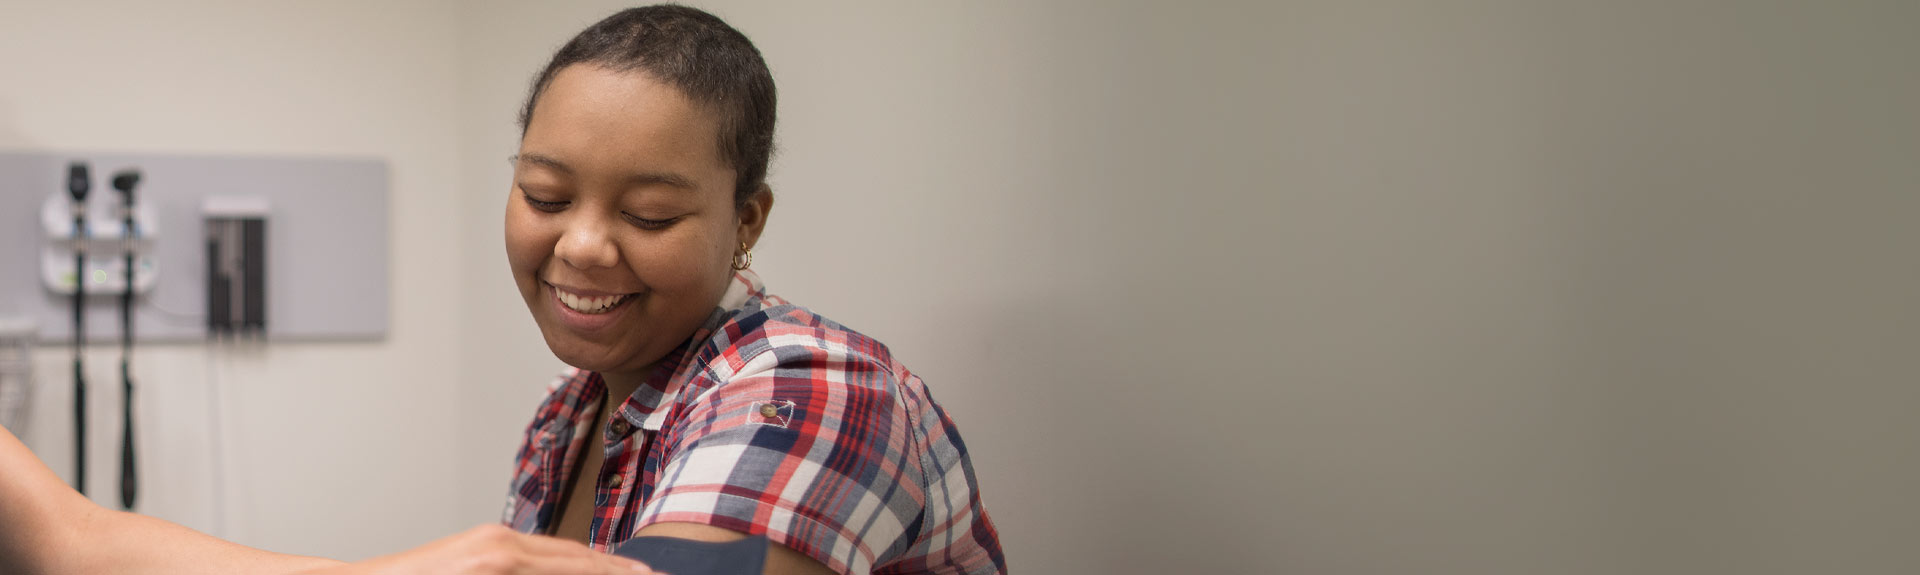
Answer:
[{"left": 636, "top": 342, "right": 922, "bottom": 575}]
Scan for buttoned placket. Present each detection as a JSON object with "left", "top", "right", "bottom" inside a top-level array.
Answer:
[
  {"left": 596, "top": 405, "right": 646, "bottom": 544},
  {"left": 604, "top": 415, "right": 632, "bottom": 490}
]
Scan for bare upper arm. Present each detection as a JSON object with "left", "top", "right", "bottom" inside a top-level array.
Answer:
[{"left": 631, "top": 522, "right": 839, "bottom": 575}]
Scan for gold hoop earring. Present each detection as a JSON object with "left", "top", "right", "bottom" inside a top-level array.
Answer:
[{"left": 731, "top": 242, "right": 753, "bottom": 271}]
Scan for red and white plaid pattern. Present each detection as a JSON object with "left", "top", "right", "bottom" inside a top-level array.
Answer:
[{"left": 504, "top": 271, "right": 1006, "bottom": 575}]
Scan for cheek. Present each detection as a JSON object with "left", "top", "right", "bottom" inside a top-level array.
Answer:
[
  {"left": 624, "top": 224, "right": 735, "bottom": 292},
  {"left": 503, "top": 206, "right": 552, "bottom": 278},
  {"left": 626, "top": 237, "right": 713, "bottom": 286}
]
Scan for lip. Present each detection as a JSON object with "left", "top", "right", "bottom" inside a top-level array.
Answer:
[
  {"left": 544, "top": 280, "right": 635, "bottom": 298},
  {"left": 546, "top": 281, "right": 637, "bottom": 332}
]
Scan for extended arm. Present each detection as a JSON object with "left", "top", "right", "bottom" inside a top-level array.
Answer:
[
  {"left": 0, "top": 425, "right": 340, "bottom": 575},
  {"left": 2, "top": 426, "right": 654, "bottom": 575}
]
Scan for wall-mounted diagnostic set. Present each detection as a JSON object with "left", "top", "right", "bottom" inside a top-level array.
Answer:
[
  {"left": 1, "top": 151, "right": 389, "bottom": 513},
  {"left": 38, "top": 161, "right": 152, "bottom": 506}
]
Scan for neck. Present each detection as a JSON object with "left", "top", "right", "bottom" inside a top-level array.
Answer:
[{"left": 598, "top": 366, "right": 651, "bottom": 411}]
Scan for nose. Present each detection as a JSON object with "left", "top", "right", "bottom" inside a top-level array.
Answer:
[{"left": 554, "top": 214, "right": 620, "bottom": 270}]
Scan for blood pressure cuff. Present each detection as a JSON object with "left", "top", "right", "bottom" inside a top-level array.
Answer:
[{"left": 611, "top": 534, "right": 769, "bottom": 575}]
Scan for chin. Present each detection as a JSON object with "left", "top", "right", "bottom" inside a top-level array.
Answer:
[{"left": 540, "top": 331, "right": 631, "bottom": 374}]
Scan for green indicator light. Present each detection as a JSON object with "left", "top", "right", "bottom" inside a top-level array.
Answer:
[{"left": 93, "top": 269, "right": 108, "bottom": 284}]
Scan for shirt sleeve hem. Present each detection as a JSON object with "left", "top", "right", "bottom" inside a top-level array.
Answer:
[{"left": 634, "top": 492, "right": 876, "bottom": 575}]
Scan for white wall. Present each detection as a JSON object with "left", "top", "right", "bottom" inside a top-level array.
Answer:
[
  {"left": 5, "top": 2, "right": 1919, "bottom": 574},
  {"left": 0, "top": 0, "right": 469, "bottom": 561}
]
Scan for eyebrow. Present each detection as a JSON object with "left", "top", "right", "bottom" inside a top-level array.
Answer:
[{"left": 513, "top": 153, "right": 699, "bottom": 191}]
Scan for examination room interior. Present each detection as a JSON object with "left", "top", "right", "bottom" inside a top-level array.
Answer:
[{"left": 2, "top": 1, "right": 1917, "bottom": 574}]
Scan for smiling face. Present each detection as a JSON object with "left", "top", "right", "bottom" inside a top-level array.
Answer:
[{"left": 506, "top": 64, "right": 771, "bottom": 384}]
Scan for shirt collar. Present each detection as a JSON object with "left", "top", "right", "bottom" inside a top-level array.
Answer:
[{"left": 615, "top": 270, "right": 770, "bottom": 432}]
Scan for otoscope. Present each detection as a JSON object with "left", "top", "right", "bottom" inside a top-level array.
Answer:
[
  {"left": 66, "top": 162, "right": 89, "bottom": 495},
  {"left": 113, "top": 169, "right": 141, "bottom": 510}
]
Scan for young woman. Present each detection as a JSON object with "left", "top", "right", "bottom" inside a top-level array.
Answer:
[
  {"left": 498, "top": 5, "right": 1005, "bottom": 575},
  {"left": 0, "top": 5, "right": 1002, "bottom": 575}
]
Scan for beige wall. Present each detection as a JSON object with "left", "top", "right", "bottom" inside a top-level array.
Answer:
[{"left": 6, "top": 1, "right": 1919, "bottom": 574}]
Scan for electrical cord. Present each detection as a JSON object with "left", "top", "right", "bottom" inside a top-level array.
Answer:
[
  {"left": 205, "top": 339, "right": 229, "bottom": 538},
  {"left": 146, "top": 299, "right": 206, "bottom": 325}
]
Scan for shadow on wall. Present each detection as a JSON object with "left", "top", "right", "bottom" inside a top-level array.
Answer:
[{"left": 943, "top": 295, "right": 1273, "bottom": 575}]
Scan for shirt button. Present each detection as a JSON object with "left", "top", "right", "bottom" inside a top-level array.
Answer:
[
  {"left": 759, "top": 404, "right": 781, "bottom": 418},
  {"left": 609, "top": 418, "right": 632, "bottom": 437}
]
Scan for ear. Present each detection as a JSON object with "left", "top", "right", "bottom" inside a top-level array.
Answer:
[{"left": 735, "top": 182, "right": 774, "bottom": 250}]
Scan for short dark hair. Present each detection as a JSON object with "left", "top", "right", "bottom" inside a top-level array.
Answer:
[{"left": 519, "top": 4, "right": 776, "bottom": 207}]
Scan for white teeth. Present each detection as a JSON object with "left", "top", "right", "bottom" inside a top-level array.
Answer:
[{"left": 555, "top": 287, "right": 626, "bottom": 314}]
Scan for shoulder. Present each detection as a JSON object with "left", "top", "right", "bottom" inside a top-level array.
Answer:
[
  {"left": 666, "top": 303, "right": 926, "bottom": 446},
  {"left": 699, "top": 303, "right": 907, "bottom": 394},
  {"left": 688, "top": 272, "right": 903, "bottom": 391},
  {"left": 650, "top": 302, "right": 1006, "bottom": 574}
]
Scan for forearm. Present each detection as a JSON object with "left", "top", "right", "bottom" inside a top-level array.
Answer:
[
  {"left": 0, "top": 426, "right": 339, "bottom": 575},
  {"left": 52, "top": 506, "right": 342, "bottom": 575},
  {"left": 0, "top": 424, "right": 89, "bottom": 574}
]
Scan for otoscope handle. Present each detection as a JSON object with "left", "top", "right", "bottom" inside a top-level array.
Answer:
[
  {"left": 123, "top": 220, "right": 139, "bottom": 509},
  {"left": 69, "top": 162, "right": 91, "bottom": 496},
  {"left": 120, "top": 368, "right": 137, "bottom": 509},
  {"left": 73, "top": 239, "right": 88, "bottom": 496},
  {"left": 117, "top": 168, "right": 142, "bottom": 510},
  {"left": 73, "top": 358, "right": 86, "bottom": 495}
]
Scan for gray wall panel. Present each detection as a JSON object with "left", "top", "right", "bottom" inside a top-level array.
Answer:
[{"left": 0, "top": 151, "right": 387, "bottom": 342}]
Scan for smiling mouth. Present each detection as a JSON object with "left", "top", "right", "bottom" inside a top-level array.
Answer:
[{"left": 547, "top": 282, "right": 635, "bottom": 315}]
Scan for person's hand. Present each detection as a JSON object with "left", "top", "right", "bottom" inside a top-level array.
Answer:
[{"left": 297, "top": 524, "right": 659, "bottom": 575}]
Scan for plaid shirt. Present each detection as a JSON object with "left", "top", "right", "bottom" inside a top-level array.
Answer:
[{"left": 503, "top": 271, "right": 1006, "bottom": 575}]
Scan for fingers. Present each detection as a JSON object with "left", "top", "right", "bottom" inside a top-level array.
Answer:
[
  {"left": 512, "top": 550, "right": 659, "bottom": 575},
  {"left": 503, "top": 529, "right": 602, "bottom": 557},
  {"left": 457, "top": 526, "right": 658, "bottom": 575}
]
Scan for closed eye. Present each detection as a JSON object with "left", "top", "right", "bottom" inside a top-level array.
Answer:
[
  {"left": 623, "top": 213, "right": 679, "bottom": 230},
  {"left": 521, "top": 191, "right": 566, "bottom": 212}
]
